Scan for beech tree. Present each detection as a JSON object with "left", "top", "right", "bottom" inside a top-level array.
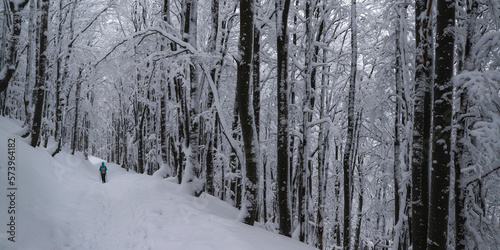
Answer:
[
  {"left": 30, "top": 0, "right": 50, "bottom": 147},
  {"left": 427, "top": 0, "right": 455, "bottom": 247},
  {"left": 1, "top": 0, "right": 499, "bottom": 248},
  {"left": 343, "top": 0, "right": 358, "bottom": 247},
  {"left": 411, "top": 0, "right": 432, "bottom": 248},
  {"left": 236, "top": 0, "right": 260, "bottom": 225},
  {"left": 276, "top": 0, "right": 292, "bottom": 237}
]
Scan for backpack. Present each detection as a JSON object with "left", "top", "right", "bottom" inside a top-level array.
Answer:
[{"left": 100, "top": 166, "right": 106, "bottom": 174}]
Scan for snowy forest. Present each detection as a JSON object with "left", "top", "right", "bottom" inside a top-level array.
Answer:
[{"left": 1, "top": 0, "right": 500, "bottom": 248}]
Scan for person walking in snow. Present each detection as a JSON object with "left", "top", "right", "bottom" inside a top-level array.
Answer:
[{"left": 99, "top": 162, "right": 107, "bottom": 183}]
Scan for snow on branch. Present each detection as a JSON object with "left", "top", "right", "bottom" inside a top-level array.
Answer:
[
  {"left": 465, "top": 160, "right": 500, "bottom": 187},
  {"left": 9, "top": 0, "right": 29, "bottom": 12},
  {"left": 62, "top": 3, "right": 112, "bottom": 59},
  {"left": 473, "top": 31, "right": 500, "bottom": 58},
  {"left": 95, "top": 27, "right": 198, "bottom": 67},
  {"left": 201, "top": 64, "right": 244, "bottom": 163}
]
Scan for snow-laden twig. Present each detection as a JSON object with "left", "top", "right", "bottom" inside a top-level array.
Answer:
[{"left": 201, "top": 64, "right": 244, "bottom": 163}]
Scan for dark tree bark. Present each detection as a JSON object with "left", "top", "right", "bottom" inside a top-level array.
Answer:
[
  {"left": 276, "top": 0, "right": 292, "bottom": 237},
  {"left": 137, "top": 107, "right": 147, "bottom": 174},
  {"left": 428, "top": 0, "right": 455, "bottom": 248},
  {"left": 354, "top": 159, "right": 364, "bottom": 250},
  {"left": 180, "top": 0, "right": 203, "bottom": 195},
  {"left": 252, "top": 13, "right": 260, "bottom": 139},
  {"left": 31, "top": 0, "right": 50, "bottom": 147},
  {"left": 71, "top": 71, "right": 83, "bottom": 154},
  {"left": 411, "top": 0, "right": 432, "bottom": 248},
  {"left": 53, "top": 0, "right": 72, "bottom": 157},
  {"left": 344, "top": 0, "right": 358, "bottom": 247},
  {"left": 253, "top": 4, "right": 263, "bottom": 223},
  {"left": 205, "top": 0, "right": 219, "bottom": 195},
  {"left": 22, "top": 0, "right": 37, "bottom": 136},
  {"left": 236, "top": 0, "right": 259, "bottom": 225}
]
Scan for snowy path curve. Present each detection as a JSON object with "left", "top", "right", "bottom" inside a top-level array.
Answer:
[{"left": 0, "top": 116, "right": 315, "bottom": 250}]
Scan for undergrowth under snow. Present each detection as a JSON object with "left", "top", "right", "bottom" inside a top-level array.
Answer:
[{"left": 0, "top": 116, "right": 314, "bottom": 250}]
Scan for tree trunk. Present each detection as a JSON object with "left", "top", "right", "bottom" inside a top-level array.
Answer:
[
  {"left": 411, "top": 0, "right": 432, "bottom": 248},
  {"left": 181, "top": 0, "right": 203, "bottom": 196},
  {"left": 316, "top": 31, "right": 327, "bottom": 249},
  {"left": 205, "top": 0, "right": 219, "bottom": 195},
  {"left": 71, "top": 72, "right": 82, "bottom": 154},
  {"left": 236, "top": 0, "right": 259, "bottom": 225},
  {"left": 298, "top": 0, "right": 316, "bottom": 242},
  {"left": 276, "top": 0, "right": 292, "bottom": 237},
  {"left": 344, "top": 0, "right": 357, "bottom": 247},
  {"left": 428, "top": 0, "right": 455, "bottom": 247},
  {"left": 354, "top": 159, "right": 364, "bottom": 250},
  {"left": 23, "top": 0, "right": 37, "bottom": 135},
  {"left": 393, "top": 3, "right": 408, "bottom": 248},
  {"left": 53, "top": 0, "right": 71, "bottom": 157},
  {"left": 31, "top": 0, "right": 50, "bottom": 147}
]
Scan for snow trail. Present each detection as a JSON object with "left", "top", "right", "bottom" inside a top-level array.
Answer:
[{"left": 0, "top": 116, "right": 314, "bottom": 250}]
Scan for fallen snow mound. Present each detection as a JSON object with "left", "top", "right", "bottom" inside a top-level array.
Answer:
[{"left": 0, "top": 116, "right": 315, "bottom": 250}]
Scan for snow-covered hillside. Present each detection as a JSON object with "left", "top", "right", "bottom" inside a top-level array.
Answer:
[{"left": 0, "top": 116, "right": 315, "bottom": 250}]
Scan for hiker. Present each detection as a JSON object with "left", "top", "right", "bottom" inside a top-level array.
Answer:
[{"left": 99, "top": 162, "right": 107, "bottom": 183}]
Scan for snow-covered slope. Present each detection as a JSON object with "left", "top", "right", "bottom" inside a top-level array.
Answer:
[{"left": 0, "top": 116, "right": 315, "bottom": 250}]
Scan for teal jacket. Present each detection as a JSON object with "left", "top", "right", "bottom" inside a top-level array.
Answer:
[{"left": 100, "top": 163, "right": 107, "bottom": 173}]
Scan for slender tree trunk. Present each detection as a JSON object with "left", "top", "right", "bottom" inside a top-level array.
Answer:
[
  {"left": 316, "top": 35, "right": 327, "bottom": 249},
  {"left": 411, "top": 0, "right": 432, "bottom": 248},
  {"left": 31, "top": 0, "right": 50, "bottom": 147},
  {"left": 205, "top": 0, "right": 219, "bottom": 195},
  {"left": 181, "top": 0, "right": 203, "bottom": 195},
  {"left": 138, "top": 107, "right": 147, "bottom": 173},
  {"left": 230, "top": 100, "right": 242, "bottom": 208},
  {"left": 253, "top": 10, "right": 260, "bottom": 139},
  {"left": 428, "top": 0, "right": 455, "bottom": 247},
  {"left": 298, "top": 0, "right": 316, "bottom": 242},
  {"left": 253, "top": 5, "right": 263, "bottom": 223},
  {"left": 23, "top": 0, "right": 37, "bottom": 135},
  {"left": 393, "top": 4, "right": 405, "bottom": 247},
  {"left": 53, "top": 0, "right": 70, "bottom": 156},
  {"left": 71, "top": 72, "right": 82, "bottom": 154},
  {"left": 344, "top": 0, "right": 358, "bottom": 247},
  {"left": 236, "top": 0, "right": 259, "bottom": 225},
  {"left": 276, "top": 0, "right": 292, "bottom": 237},
  {"left": 0, "top": 5, "right": 7, "bottom": 69},
  {"left": 354, "top": 160, "right": 364, "bottom": 250}
]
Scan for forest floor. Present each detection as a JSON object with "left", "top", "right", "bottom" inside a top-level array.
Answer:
[{"left": 0, "top": 116, "right": 314, "bottom": 250}]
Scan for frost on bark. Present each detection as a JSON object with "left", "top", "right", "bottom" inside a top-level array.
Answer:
[
  {"left": 276, "top": 0, "right": 291, "bottom": 237},
  {"left": 180, "top": 0, "right": 203, "bottom": 196},
  {"left": 31, "top": 0, "right": 50, "bottom": 147},
  {"left": 411, "top": 0, "right": 432, "bottom": 248},
  {"left": 343, "top": 0, "right": 357, "bottom": 247},
  {"left": 205, "top": 0, "right": 219, "bottom": 196},
  {"left": 428, "top": 0, "right": 455, "bottom": 248},
  {"left": 236, "top": 0, "right": 259, "bottom": 226},
  {"left": 0, "top": 0, "right": 29, "bottom": 93},
  {"left": 297, "top": 0, "right": 316, "bottom": 242},
  {"left": 454, "top": 0, "right": 478, "bottom": 248}
]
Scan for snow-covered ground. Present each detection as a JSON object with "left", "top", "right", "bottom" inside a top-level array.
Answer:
[{"left": 0, "top": 116, "right": 315, "bottom": 250}]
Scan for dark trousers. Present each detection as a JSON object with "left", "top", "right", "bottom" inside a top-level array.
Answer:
[{"left": 101, "top": 173, "right": 106, "bottom": 183}]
